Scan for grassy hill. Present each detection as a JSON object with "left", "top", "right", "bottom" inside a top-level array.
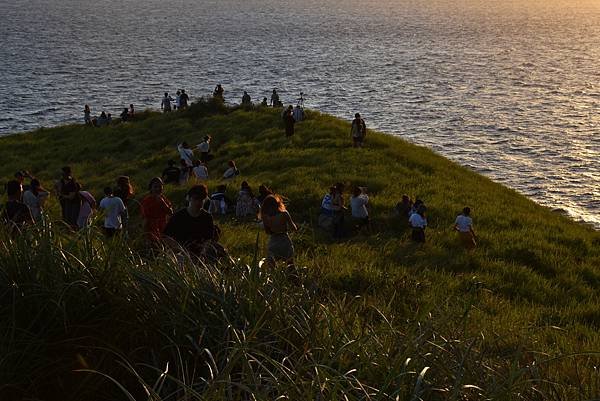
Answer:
[{"left": 1, "top": 99, "right": 599, "bottom": 400}]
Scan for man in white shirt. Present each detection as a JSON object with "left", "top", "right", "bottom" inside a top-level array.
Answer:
[
  {"left": 177, "top": 142, "right": 194, "bottom": 167},
  {"left": 196, "top": 135, "right": 213, "bottom": 163},
  {"left": 99, "top": 187, "right": 127, "bottom": 237},
  {"left": 454, "top": 206, "right": 476, "bottom": 249}
]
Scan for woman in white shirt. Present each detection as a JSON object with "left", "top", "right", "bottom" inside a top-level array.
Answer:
[
  {"left": 408, "top": 204, "right": 427, "bottom": 243},
  {"left": 454, "top": 207, "right": 476, "bottom": 249}
]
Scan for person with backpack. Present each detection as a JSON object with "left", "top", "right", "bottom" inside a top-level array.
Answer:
[{"left": 351, "top": 113, "right": 367, "bottom": 148}]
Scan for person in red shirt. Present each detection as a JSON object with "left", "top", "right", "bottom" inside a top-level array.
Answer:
[{"left": 140, "top": 177, "right": 173, "bottom": 242}]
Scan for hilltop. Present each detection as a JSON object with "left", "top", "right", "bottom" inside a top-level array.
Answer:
[{"left": 1, "top": 100, "right": 599, "bottom": 400}]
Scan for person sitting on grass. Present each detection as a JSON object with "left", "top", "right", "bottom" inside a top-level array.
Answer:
[
  {"left": 192, "top": 160, "right": 209, "bottom": 181},
  {"left": 261, "top": 194, "right": 298, "bottom": 269},
  {"left": 213, "top": 84, "right": 224, "bottom": 100},
  {"left": 223, "top": 160, "right": 239, "bottom": 179},
  {"left": 409, "top": 204, "right": 427, "bottom": 243},
  {"left": 261, "top": 97, "right": 268, "bottom": 107},
  {"left": 3, "top": 180, "right": 34, "bottom": 231},
  {"left": 55, "top": 166, "right": 81, "bottom": 229},
  {"left": 350, "top": 186, "right": 370, "bottom": 233},
  {"left": 140, "top": 177, "right": 173, "bottom": 243},
  {"left": 162, "top": 159, "right": 181, "bottom": 185},
  {"left": 331, "top": 183, "right": 346, "bottom": 238},
  {"left": 163, "top": 184, "right": 224, "bottom": 259},
  {"left": 235, "top": 181, "right": 260, "bottom": 219},
  {"left": 454, "top": 206, "right": 477, "bottom": 250},
  {"left": 318, "top": 185, "right": 337, "bottom": 231},
  {"left": 97, "top": 111, "right": 109, "bottom": 127},
  {"left": 208, "top": 184, "right": 231, "bottom": 215},
  {"left": 99, "top": 186, "right": 127, "bottom": 237}
]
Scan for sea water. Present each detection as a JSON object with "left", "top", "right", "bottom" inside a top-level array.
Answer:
[{"left": 0, "top": 0, "right": 598, "bottom": 228}]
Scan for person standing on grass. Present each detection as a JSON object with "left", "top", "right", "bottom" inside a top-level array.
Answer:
[
  {"left": 454, "top": 207, "right": 477, "bottom": 250},
  {"left": 174, "top": 90, "right": 181, "bottom": 110},
  {"left": 56, "top": 166, "right": 81, "bottom": 229},
  {"left": 161, "top": 92, "right": 174, "bottom": 112},
  {"left": 283, "top": 105, "right": 295, "bottom": 137},
  {"left": 128, "top": 104, "right": 135, "bottom": 117},
  {"left": 261, "top": 194, "right": 298, "bottom": 269},
  {"left": 162, "top": 160, "right": 181, "bottom": 185},
  {"left": 99, "top": 187, "right": 127, "bottom": 237},
  {"left": 178, "top": 142, "right": 194, "bottom": 169},
  {"left": 120, "top": 108, "right": 129, "bottom": 122},
  {"left": 84, "top": 105, "right": 92, "bottom": 125},
  {"left": 3, "top": 180, "right": 34, "bottom": 230},
  {"left": 271, "top": 89, "right": 280, "bottom": 107},
  {"left": 22, "top": 178, "right": 49, "bottom": 223},
  {"left": 351, "top": 113, "right": 367, "bottom": 148},
  {"left": 140, "top": 177, "right": 173, "bottom": 242},
  {"left": 179, "top": 89, "right": 189, "bottom": 109},
  {"left": 241, "top": 91, "right": 251, "bottom": 105},
  {"left": 196, "top": 135, "right": 213, "bottom": 163},
  {"left": 163, "top": 184, "right": 220, "bottom": 257},
  {"left": 77, "top": 189, "right": 97, "bottom": 229},
  {"left": 409, "top": 204, "right": 427, "bottom": 243},
  {"left": 213, "top": 84, "right": 224, "bottom": 100}
]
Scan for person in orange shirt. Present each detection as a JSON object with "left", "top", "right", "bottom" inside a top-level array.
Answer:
[{"left": 140, "top": 177, "right": 173, "bottom": 242}]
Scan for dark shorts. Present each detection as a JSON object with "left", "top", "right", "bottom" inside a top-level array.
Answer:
[
  {"left": 104, "top": 227, "right": 121, "bottom": 237},
  {"left": 411, "top": 227, "right": 425, "bottom": 243}
]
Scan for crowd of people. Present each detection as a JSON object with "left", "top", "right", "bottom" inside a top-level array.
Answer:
[{"left": 2, "top": 88, "right": 478, "bottom": 276}]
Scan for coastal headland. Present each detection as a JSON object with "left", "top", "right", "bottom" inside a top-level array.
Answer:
[{"left": 1, "top": 99, "right": 599, "bottom": 400}]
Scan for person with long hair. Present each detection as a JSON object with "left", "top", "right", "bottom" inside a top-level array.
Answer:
[
  {"left": 261, "top": 194, "right": 298, "bottom": 268},
  {"left": 114, "top": 175, "right": 135, "bottom": 207},
  {"left": 140, "top": 177, "right": 173, "bottom": 242},
  {"left": 235, "top": 181, "right": 259, "bottom": 218}
]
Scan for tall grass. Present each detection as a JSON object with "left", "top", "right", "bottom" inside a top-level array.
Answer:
[{"left": 1, "top": 221, "right": 600, "bottom": 400}]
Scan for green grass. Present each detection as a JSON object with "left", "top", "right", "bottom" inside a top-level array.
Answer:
[{"left": 1, "top": 99, "right": 599, "bottom": 400}]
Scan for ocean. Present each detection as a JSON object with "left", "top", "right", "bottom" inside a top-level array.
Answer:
[{"left": 0, "top": 0, "right": 598, "bottom": 227}]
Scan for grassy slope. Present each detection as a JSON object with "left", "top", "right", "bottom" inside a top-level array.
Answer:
[{"left": 1, "top": 100, "right": 600, "bottom": 398}]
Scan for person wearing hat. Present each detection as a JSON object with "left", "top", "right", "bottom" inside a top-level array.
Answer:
[{"left": 22, "top": 178, "right": 49, "bottom": 222}]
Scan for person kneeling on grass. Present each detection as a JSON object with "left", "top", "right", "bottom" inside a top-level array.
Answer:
[
  {"left": 409, "top": 204, "right": 427, "bottom": 243},
  {"left": 350, "top": 186, "right": 370, "bottom": 232},
  {"left": 261, "top": 194, "right": 298, "bottom": 269},
  {"left": 454, "top": 206, "right": 477, "bottom": 250},
  {"left": 99, "top": 186, "right": 127, "bottom": 237},
  {"left": 163, "top": 184, "right": 226, "bottom": 260}
]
